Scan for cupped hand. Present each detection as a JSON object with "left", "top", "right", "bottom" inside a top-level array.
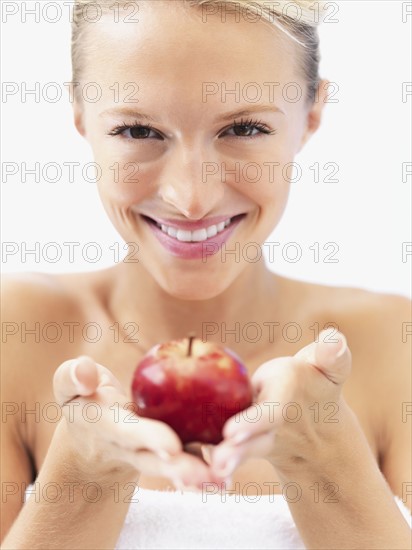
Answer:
[
  {"left": 208, "top": 328, "right": 353, "bottom": 478},
  {"left": 53, "top": 356, "right": 220, "bottom": 488}
]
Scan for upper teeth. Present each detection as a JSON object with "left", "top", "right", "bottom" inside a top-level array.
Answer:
[{"left": 158, "top": 218, "right": 231, "bottom": 242}]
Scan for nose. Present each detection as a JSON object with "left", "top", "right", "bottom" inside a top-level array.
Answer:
[{"left": 157, "top": 144, "right": 225, "bottom": 219}]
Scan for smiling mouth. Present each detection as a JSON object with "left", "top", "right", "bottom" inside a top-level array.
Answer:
[{"left": 141, "top": 214, "right": 246, "bottom": 243}]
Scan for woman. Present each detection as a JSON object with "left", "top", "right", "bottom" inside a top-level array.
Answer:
[{"left": 1, "top": 0, "right": 411, "bottom": 548}]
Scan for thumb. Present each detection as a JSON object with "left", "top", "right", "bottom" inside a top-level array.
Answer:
[
  {"left": 295, "top": 328, "right": 351, "bottom": 385},
  {"left": 53, "top": 356, "right": 100, "bottom": 406},
  {"left": 201, "top": 444, "right": 214, "bottom": 465}
]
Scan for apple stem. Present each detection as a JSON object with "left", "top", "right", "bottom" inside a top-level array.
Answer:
[{"left": 187, "top": 333, "right": 195, "bottom": 356}]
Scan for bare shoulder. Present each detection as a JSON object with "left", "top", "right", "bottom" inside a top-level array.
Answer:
[
  {"left": 281, "top": 275, "right": 411, "bottom": 398},
  {"left": 288, "top": 277, "right": 411, "bottom": 488},
  {"left": 320, "top": 282, "right": 411, "bottom": 356},
  {"left": 0, "top": 271, "right": 100, "bottom": 400},
  {"left": 2, "top": 270, "right": 79, "bottom": 309},
  {"left": 321, "top": 283, "right": 411, "bottom": 383},
  {"left": 0, "top": 269, "right": 112, "bottom": 322},
  {"left": 295, "top": 279, "right": 411, "bottom": 429},
  {"left": 1, "top": 271, "right": 89, "bottom": 338},
  {"left": 282, "top": 276, "right": 411, "bottom": 346}
]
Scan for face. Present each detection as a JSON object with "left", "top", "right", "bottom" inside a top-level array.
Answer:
[{"left": 74, "top": 1, "right": 327, "bottom": 300}]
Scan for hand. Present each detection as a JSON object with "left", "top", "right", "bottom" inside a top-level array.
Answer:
[
  {"left": 208, "top": 328, "right": 353, "bottom": 478},
  {"left": 53, "top": 356, "right": 220, "bottom": 488}
]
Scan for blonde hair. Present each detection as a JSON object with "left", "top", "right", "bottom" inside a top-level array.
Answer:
[{"left": 72, "top": 0, "right": 324, "bottom": 103}]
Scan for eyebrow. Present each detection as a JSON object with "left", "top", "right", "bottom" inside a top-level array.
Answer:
[
  {"left": 99, "top": 108, "right": 157, "bottom": 121},
  {"left": 99, "top": 105, "right": 285, "bottom": 121},
  {"left": 216, "top": 106, "right": 285, "bottom": 121}
]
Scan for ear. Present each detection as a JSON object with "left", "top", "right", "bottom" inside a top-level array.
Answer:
[
  {"left": 73, "top": 100, "right": 87, "bottom": 138},
  {"left": 297, "top": 78, "right": 330, "bottom": 152}
]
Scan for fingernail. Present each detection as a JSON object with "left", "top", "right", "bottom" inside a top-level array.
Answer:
[
  {"left": 320, "top": 327, "right": 337, "bottom": 339},
  {"left": 214, "top": 455, "right": 240, "bottom": 478},
  {"left": 201, "top": 444, "right": 212, "bottom": 464},
  {"left": 171, "top": 477, "right": 185, "bottom": 491},
  {"left": 231, "top": 431, "right": 251, "bottom": 445},
  {"left": 222, "top": 476, "right": 232, "bottom": 490},
  {"left": 99, "top": 373, "right": 111, "bottom": 386},
  {"left": 304, "top": 344, "right": 318, "bottom": 366},
  {"left": 307, "top": 330, "right": 346, "bottom": 366},
  {"left": 155, "top": 449, "right": 173, "bottom": 461},
  {"left": 171, "top": 477, "right": 198, "bottom": 492},
  {"left": 335, "top": 333, "right": 347, "bottom": 359},
  {"left": 215, "top": 477, "right": 232, "bottom": 494},
  {"left": 69, "top": 359, "right": 89, "bottom": 394}
]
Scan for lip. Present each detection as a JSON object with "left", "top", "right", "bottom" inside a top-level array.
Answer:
[
  {"left": 140, "top": 214, "right": 247, "bottom": 260},
  {"left": 140, "top": 214, "right": 243, "bottom": 231}
]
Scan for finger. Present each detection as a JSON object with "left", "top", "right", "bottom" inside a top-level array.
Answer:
[
  {"left": 211, "top": 431, "right": 274, "bottom": 478},
  {"left": 219, "top": 399, "right": 282, "bottom": 450},
  {"left": 59, "top": 392, "right": 184, "bottom": 461},
  {"left": 221, "top": 338, "right": 348, "bottom": 445},
  {"left": 201, "top": 444, "right": 213, "bottom": 465},
  {"left": 119, "top": 447, "right": 217, "bottom": 487},
  {"left": 294, "top": 328, "right": 351, "bottom": 385},
  {"left": 53, "top": 356, "right": 100, "bottom": 406},
  {"left": 94, "top": 365, "right": 126, "bottom": 395},
  {"left": 54, "top": 356, "right": 129, "bottom": 407},
  {"left": 106, "top": 411, "right": 184, "bottom": 459},
  {"left": 222, "top": 361, "right": 294, "bottom": 441},
  {"left": 250, "top": 358, "right": 293, "bottom": 398},
  {"left": 162, "top": 453, "right": 219, "bottom": 486},
  {"left": 184, "top": 442, "right": 204, "bottom": 460},
  {"left": 162, "top": 452, "right": 217, "bottom": 486}
]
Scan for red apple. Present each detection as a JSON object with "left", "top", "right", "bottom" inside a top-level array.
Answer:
[{"left": 131, "top": 335, "right": 253, "bottom": 444}]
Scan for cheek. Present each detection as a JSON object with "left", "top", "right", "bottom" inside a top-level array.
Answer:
[
  {"left": 91, "top": 123, "right": 297, "bottom": 212},
  {"left": 218, "top": 144, "right": 294, "bottom": 207},
  {"left": 215, "top": 118, "right": 301, "bottom": 204},
  {"left": 96, "top": 170, "right": 146, "bottom": 213},
  {"left": 94, "top": 148, "right": 162, "bottom": 210}
]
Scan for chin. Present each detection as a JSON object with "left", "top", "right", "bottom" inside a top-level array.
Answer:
[{"left": 158, "top": 273, "right": 231, "bottom": 301}]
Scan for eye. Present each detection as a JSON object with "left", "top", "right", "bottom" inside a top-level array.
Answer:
[
  {"left": 107, "top": 117, "right": 277, "bottom": 141},
  {"left": 221, "top": 118, "right": 277, "bottom": 139},
  {"left": 127, "top": 125, "right": 157, "bottom": 139},
  {"left": 108, "top": 122, "right": 163, "bottom": 140}
]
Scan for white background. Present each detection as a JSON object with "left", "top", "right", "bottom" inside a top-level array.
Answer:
[{"left": 1, "top": 0, "right": 411, "bottom": 298}]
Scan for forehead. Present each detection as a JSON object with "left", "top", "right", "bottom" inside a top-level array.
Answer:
[{"left": 81, "top": 1, "right": 300, "bottom": 92}]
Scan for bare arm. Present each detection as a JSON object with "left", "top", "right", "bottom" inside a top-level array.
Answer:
[
  {"left": 276, "top": 402, "right": 411, "bottom": 550},
  {"left": 210, "top": 298, "right": 412, "bottom": 550},
  {"left": 1, "top": 419, "right": 138, "bottom": 550},
  {"left": 1, "top": 276, "right": 219, "bottom": 549},
  {"left": 274, "top": 297, "right": 412, "bottom": 549}
]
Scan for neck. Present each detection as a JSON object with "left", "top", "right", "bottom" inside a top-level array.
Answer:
[{"left": 107, "top": 259, "right": 282, "bottom": 360}]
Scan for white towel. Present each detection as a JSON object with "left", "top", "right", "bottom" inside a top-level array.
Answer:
[
  {"left": 116, "top": 486, "right": 306, "bottom": 550},
  {"left": 24, "top": 484, "right": 411, "bottom": 549}
]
